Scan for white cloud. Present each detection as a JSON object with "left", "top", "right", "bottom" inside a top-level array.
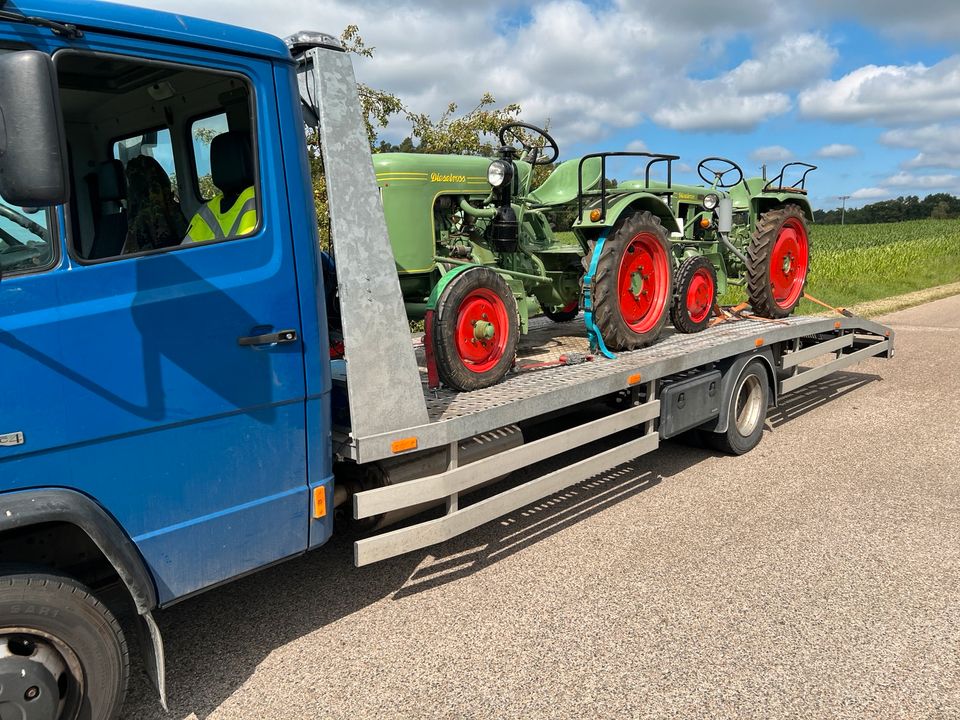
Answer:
[
  {"left": 812, "top": 0, "right": 960, "bottom": 42},
  {"left": 798, "top": 56, "right": 960, "bottom": 124},
  {"left": 850, "top": 187, "right": 890, "bottom": 200},
  {"left": 815, "top": 143, "right": 859, "bottom": 158},
  {"left": 124, "top": 0, "right": 838, "bottom": 141},
  {"left": 883, "top": 171, "right": 960, "bottom": 189},
  {"left": 880, "top": 124, "right": 960, "bottom": 169},
  {"left": 652, "top": 93, "right": 791, "bottom": 132},
  {"left": 750, "top": 145, "right": 793, "bottom": 162},
  {"left": 625, "top": 139, "right": 648, "bottom": 152},
  {"left": 724, "top": 33, "right": 837, "bottom": 94}
]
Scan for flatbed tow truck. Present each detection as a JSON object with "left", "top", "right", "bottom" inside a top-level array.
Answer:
[{"left": 0, "top": 3, "right": 892, "bottom": 718}]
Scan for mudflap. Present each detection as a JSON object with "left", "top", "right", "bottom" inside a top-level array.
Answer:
[{"left": 136, "top": 611, "right": 167, "bottom": 711}]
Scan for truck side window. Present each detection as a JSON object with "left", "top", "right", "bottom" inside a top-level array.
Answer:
[
  {"left": 192, "top": 113, "right": 228, "bottom": 201},
  {"left": 54, "top": 51, "right": 260, "bottom": 261},
  {"left": 0, "top": 201, "right": 55, "bottom": 276}
]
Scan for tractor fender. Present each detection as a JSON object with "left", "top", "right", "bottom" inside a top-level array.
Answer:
[
  {"left": 425, "top": 264, "right": 481, "bottom": 311},
  {"left": 594, "top": 193, "right": 682, "bottom": 236},
  {"left": 700, "top": 349, "right": 779, "bottom": 434},
  {"left": 753, "top": 195, "right": 814, "bottom": 222}
]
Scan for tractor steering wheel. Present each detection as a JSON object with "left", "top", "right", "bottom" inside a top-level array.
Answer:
[
  {"left": 498, "top": 122, "right": 559, "bottom": 166},
  {"left": 697, "top": 157, "right": 744, "bottom": 189}
]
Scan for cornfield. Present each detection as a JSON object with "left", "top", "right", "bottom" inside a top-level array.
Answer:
[{"left": 719, "top": 219, "right": 960, "bottom": 311}]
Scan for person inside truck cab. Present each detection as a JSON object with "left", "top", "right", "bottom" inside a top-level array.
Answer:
[{"left": 183, "top": 131, "right": 257, "bottom": 243}]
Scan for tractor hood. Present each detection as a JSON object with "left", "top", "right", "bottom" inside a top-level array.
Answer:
[{"left": 373, "top": 153, "right": 531, "bottom": 193}]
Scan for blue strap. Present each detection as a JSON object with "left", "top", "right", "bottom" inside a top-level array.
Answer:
[{"left": 582, "top": 229, "right": 616, "bottom": 359}]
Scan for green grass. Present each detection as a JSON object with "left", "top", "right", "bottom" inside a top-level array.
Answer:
[{"left": 562, "top": 219, "right": 960, "bottom": 314}]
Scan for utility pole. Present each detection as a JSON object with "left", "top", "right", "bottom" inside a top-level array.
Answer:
[{"left": 837, "top": 195, "right": 850, "bottom": 225}]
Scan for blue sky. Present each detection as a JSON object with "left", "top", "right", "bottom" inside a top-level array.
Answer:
[{"left": 126, "top": 0, "right": 960, "bottom": 210}]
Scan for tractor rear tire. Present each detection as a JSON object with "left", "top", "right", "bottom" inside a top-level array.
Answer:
[
  {"left": 586, "top": 211, "right": 672, "bottom": 351},
  {"left": 670, "top": 256, "right": 717, "bottom": 334},
  {"left": 432, "top": 267, "right": 519, "bottom": 391},
  {"left": 746, "top": 205, "right": 810, "bottom": 318}
]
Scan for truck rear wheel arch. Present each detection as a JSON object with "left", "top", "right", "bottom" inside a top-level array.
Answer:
[{"left": 703, "top": 349, "right": 778, "bottom": 435}]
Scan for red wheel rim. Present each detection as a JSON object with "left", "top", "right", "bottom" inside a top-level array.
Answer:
[
  {"left": 770, "top": 218, "right": 809, "bottom": 309},
  {"left": 559, "top": 300, "right": 577, "bottom": 313},
  {"left": 685, "top": 267, "right": 714, "bottom": 324},
  {"left": 617, "top": 231, "right": 670, "bottom": 333},
  {"left": 454, "top": 287, "right": 510, "bottom": 373}
]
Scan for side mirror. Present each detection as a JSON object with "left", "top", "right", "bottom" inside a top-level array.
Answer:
[{"left": 0, "top": 51, "right": 68, "bottom": 207}]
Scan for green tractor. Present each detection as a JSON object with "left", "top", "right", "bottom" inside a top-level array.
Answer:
[
  {"left": 375, "top": 123, "right": 583, "bottom": 392},
  {"left": 615, "top": 157, "right": 817, "bottom": 334}
]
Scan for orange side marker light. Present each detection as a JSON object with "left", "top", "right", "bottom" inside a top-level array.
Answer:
[
  {"left": 391, "top": 437, "right": 418, "bottom": 453},
  {"left": 313, "top": 486, "right": 327, "bottom": 519}
]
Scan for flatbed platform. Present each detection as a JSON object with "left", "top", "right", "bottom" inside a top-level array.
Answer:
[{"left": 336, "top": 312, "right": 893, "bottom": 463}]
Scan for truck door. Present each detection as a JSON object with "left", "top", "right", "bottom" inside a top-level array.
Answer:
[{"left": 0, "top": 43, "right": 310, "bottom": 603}]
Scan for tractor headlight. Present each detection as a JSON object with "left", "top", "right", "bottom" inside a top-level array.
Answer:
[
  {"left": 487, "top": 160, "right": 511, "bottom": 187},
  {"left": 703, "top": 193, "right": 720, "bottom": 211}
]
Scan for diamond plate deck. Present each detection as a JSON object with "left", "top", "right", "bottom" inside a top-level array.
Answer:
[{"left": 341, "top": 312, "right": 892, "bottom": 463}]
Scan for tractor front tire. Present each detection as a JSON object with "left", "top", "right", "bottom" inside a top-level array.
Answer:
[
  {"left": 0, "top": 570, "right": 129, "bottom": 720},
  {"left": 670, "top": 256, "right": 717, "bottom": 334},
  {"left": 746, "top": 205, "right": 810, "bottom": 318},
  {"left": 432, "top": 267, "right": 519, "bottom": 391},
  {"left": 587, "top": 211, "right": 672, "bottom": 351}
]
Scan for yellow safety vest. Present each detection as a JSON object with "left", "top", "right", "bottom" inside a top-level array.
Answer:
[{"left": 184, "top": 186, "right": 257, "bottom": 243}]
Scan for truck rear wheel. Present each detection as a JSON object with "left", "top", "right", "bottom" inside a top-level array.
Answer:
[
  {"left": 0, "top": 570, "right": 128, "bottom": 720},
  {"left": 670, "top": 256, "right": 717, "bottom": 334},
  {"left": 707, "top": 360, "right": 769, "bottom": 455},
  {"left": 432, "top": 267, "right": 519, "bottom": 391},
  {"left": 588, "top": 211, "right": 672, "bottom": 350},
  {"left": 747, "top": 205, "right": 810, "bottom": 318}
]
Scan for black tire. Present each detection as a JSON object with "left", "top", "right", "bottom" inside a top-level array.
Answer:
[
  {"left": 706, "top": 361, "right": 770, "bottom": 455},
  {"left": 0, "top": 570, "right": 128, "bottom": 720},
  {"left": 542, "top": 302, "right": 579, "bottom": 323},
  {"left": 586, "top": 211, "right": 673, "bottom": 351},
  {"left": 670, "top": 256, "right": 717, "bottom": 334},
  {"left": 746, "top": 204, "right": 810, "bottom": 318},
  {"left": 432, "top": 267, "right": 519, "bottom": 391}
]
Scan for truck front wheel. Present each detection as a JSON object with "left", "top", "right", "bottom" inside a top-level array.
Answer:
[
  {"left": 0, "top": 570, "right": 128, "bottom": 720},
  {"left": 707, "top": 361, "right": 770, "bottom": 455}
]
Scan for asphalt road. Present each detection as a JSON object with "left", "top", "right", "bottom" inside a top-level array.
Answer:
[{"left": 121, "top": 296, "right": 960, "bottom": 720}]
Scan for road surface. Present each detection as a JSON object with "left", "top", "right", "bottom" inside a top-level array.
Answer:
[{"left": 121, "top": 296, "right": 960, "bottom": 720}]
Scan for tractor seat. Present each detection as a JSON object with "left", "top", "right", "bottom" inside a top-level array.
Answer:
[{"left": 527, "top": 156, "right": 603, "bottom": 207}]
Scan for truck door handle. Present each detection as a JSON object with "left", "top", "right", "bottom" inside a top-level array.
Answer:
[{"left": 238, "top": 329, "right": 298, "bottom": 347}]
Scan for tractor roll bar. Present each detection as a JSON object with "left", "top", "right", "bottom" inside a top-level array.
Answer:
[
  {"left": 763, "top": 162, "right": 818, "bottom": 193},
  {"left": 577, "top": 151, "right": 681, "bottom": 223}
]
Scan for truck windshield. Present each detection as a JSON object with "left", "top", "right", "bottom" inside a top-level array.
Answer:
[{"left": 0, "top": 200, "right": 52, "bottom": 275}]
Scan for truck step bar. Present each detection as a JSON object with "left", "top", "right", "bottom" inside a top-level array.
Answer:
[{"left": 354, "top": 405, "right": 660, "bottom": 566}]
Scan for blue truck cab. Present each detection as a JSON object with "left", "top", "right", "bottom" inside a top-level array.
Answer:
[{"left": 0, "top": 2, "right": 339, "bottom": 716}]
